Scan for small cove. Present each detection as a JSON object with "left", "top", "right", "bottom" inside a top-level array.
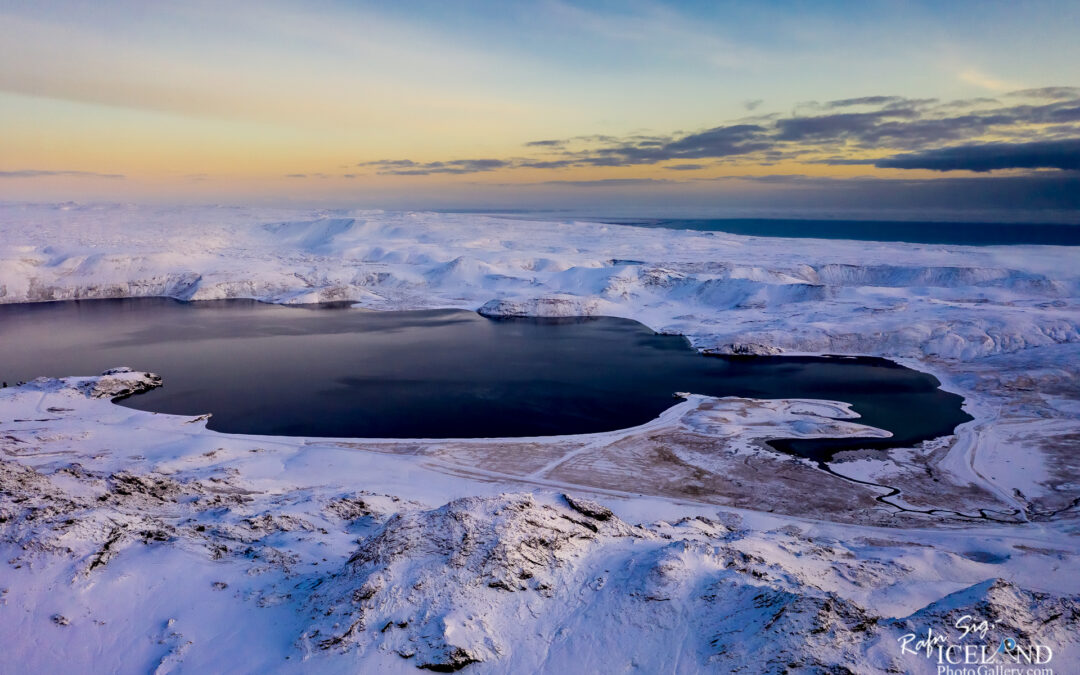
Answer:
[{"left": 0, "top": 298, "right": 972, "bottom": 461}]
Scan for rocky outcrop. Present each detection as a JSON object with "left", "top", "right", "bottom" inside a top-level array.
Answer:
[
  {"left": 891, "top": 578, "right": 1080, "bottom": 662},
  {"left": 304, "top": 494, "right": 641, "bottom": 667},
  {"left": 477, "top": 295, "right": 615, "bottom": 318},
  {"left": 704, "top": 342, "right": 785, "bottom": 356},
  {"left": 561, "top": 493, "right": 614, "bottom": 521},
  {"left": 18, "top": 367, "right": 164, "bottom": 401}
]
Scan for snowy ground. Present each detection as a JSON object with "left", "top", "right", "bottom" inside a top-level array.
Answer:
[{"left": 1, "top": 203, "right": 1078, "bottom": 673}]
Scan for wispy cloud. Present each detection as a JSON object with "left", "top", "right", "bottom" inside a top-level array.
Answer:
[
  {"left": 360, "top": 159, "right": 508, "bottom": 176},
  {"left": 0, "top": 4, "right": 526, "bottom": 130},
  {"left": 538, "top": 178, "right": 674, "bottom": 188},
  {"left": 544, "top": 0, "right": 748, "bottom": 69},
  {"left": 1006, "top": 87, "right": 1080, "bottom": 101},
  {"left": 958, "top": 68, "right": 1019, "bottom": 93},
  {"left": 823, "top": 95, "right": 914, "bottom": 109},
  {"left": 0, "top": 169, "right": 124, "bottom": 179}
]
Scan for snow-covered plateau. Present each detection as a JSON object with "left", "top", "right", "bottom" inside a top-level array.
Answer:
[{"left": 0, "top": 203, "right": 1078, "bottom": 673}]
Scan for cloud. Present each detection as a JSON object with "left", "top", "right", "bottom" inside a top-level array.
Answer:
[
  {"left": 562, "top": 124, "right": 770, "bottom": 167},
  {"left": 1006, "top": 87, "right": 1080, "bottom": 101},
  {"left": 708, "top": 173, "right": 840, "bottom": 185},
  {"left": 935, "top": 97, "right": 1000, "bottom": 110},
  {"left": 773, "top": 97, "right": 1080, "bottom": 149},
  {"left": 0, "top": 169, "right": 124, "bottom": 179},
  {"left": 362, "top": 158, "right": 508, "bottom": 175},
  {"left": 545, "top": 0, "right": 747, "bottom": 70},
  {"left": 538, "top": 178, "right": 674, "bottom": 188},
  {"left": 572, "top": 134, "right": 619, "bottom": 144},
  {"left": 874, "top": 138, "right": 1080, "bottom": 172},
  {"left": 958, "top": 69, "right": 1019, "bottom": 93},
  {"left": 516, "top": 159, "right": 578, "bottom": 169},
  {"left": 742, "top": 99, "right": 763, "bottom": 111},
  {"left": 774, "top": 108, "right": 920, "bottom": 142},
  {"left": 0, "top": 4, "right": 520, "bottom": 132},
  {"left": 824, "top": 95, "right": 910, "bottom": 109},
  {"left": 557, "top": 92, "right": 1078, "bottom": 164},
  {"left": 646, "top": 124, "right": 770, "bottom": 159},
  {"left": 351, "top": 86, "right": 1080, "bottom": 178},
  {"left": 358, "top": 159, "right": 418, "bottom": 168}
]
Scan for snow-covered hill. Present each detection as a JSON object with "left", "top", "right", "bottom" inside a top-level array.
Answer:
[
  {"left": 1, "top": 204, "right": 1078, "bottom": 673},
  {"left": 1, "top": 372, "right": 1077, "bottom": 673}
]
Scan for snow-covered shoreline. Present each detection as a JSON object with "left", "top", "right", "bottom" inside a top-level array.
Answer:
[
  {"left": 2, "top": 203, "right": 1076, "bottom": 360},
  {"left": 1, "top": 203, "right": 1078, "bottom": 673}
]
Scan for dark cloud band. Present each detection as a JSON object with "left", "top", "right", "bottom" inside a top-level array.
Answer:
[
  {"left": 875, "top": 139, "right": 1080, "bottom": 172},
  {"left": 354, "top": 88, "right": 1080, "bottom": 177}
]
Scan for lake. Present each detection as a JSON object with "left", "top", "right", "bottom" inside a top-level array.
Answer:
[{"left": 0, "top": 299, "right": 972, "bottom": 460}]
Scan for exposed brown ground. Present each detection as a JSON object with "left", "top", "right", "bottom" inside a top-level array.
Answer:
[{"left": 323, "top": 397, "right": 1020, "bottom": 527}]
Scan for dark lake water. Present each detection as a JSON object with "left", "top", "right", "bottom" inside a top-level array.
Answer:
[{"left": 0, "top": 299, "right": 971, "bottom": 460}]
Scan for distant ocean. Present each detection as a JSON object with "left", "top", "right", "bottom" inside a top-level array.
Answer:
[{"left": 600, "top": 218, "right": 1080, "bottom": 246}]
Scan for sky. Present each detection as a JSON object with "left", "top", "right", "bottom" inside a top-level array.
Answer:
[{"left": 1, "top": 0, "right": 1079, "bottom": 218}]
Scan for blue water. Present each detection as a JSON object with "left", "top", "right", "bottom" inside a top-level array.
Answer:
[
  {"left": 0, "top": 299, "right": 971, "bottom": 461},
  {"left": 601, "top": 218, "right": 1080, "bottom": 246}
]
